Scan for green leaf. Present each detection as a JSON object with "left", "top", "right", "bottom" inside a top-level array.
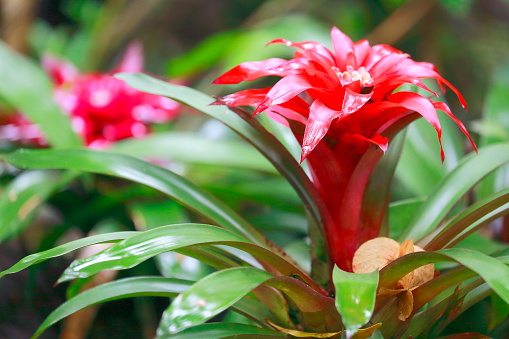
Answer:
[
  {"left": 0, "top": 170, "right": 77, "bottom": 242},
  {"left": 399, "top": 143, "right": 509, "bottom": 242},
  {"left": 56, "top": 224, "right": 319, "bottom": 293},
  {"left": 158, "top": 323, "right": 285, "bottom": 339},
  {"left": 0, "top": 41, "right": 81, "bottom": 148},
  {"left": 425, "top": 187, "right": 509, "bottom": 250},
  {"left": 157, "top": 267, "right": 273, "bottom": 336},
  {"left": 0, "top": 231, "right": 137, "bottom": 278},
  {"left": 333, "top": 266, "right": 379, "bottom": 336},
  {"left": 488, "top": 293, "right": 509, "bottom": 331},
  {"left": 412, "top": 255, "right": 509, "bottom": 314},
  {"left": 379, "top": 248, "right": 509, "bottom": 305},
  {"left": 112, "top": 132, "right": 277, "bottom": 174},
  {"left": 439, "top": 248, "right": 509, "bottom": 304},
  {"left": 31, "top": 276, "right": 193, "bottom": 339},
  {"left": 58, "top": 224, "right": 247, "bottom": 282},
  {"left": 2, "top": 148, "right": 268, "bottom": 247}
]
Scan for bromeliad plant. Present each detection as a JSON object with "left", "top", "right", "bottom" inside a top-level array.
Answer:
[{"left": 1, "top": 27, "right": 509, "bottom": 338}]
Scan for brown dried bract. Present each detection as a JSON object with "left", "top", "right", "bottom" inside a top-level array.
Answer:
[{"left": 352, "top": 237, "right": 435, "bottom": 321}]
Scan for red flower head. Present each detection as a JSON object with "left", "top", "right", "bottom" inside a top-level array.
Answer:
[
  {"left": 212, "top": 27, "right": 476, "bottom": 271},
  {"left": 42, "top": 43, "right": 180, "bottom": 148}
]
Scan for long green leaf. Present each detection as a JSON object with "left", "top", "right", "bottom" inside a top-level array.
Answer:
[
  {"left": 159, "top": 323, "right": 285, "bottom": 339},
  {"left": 58, "top": 224, "right": 247, "bottom": 282},
  {"left": 0, "top": 231, "right": 138, "bottom": 278},
  {"left": 0, "top": 170, "right": 77, "bottom": 242},
  {"left": 157, "top": 267, "right": 273, "bottom": 336},
  {"left": 333, "top": 266, "right": 379, "bottom": 337},
  {"left": 32, "top": 276, "right": 193, "bottom": 339},
  {"left": 2, "top": 148, "right": 267, "bottom": 247},
  {"left": 412, "top": 255, "right": 509, "bottom": 313},
  {"left": 379, "top": 248, "right": 509, "bottom": 304},
  {"left": 59, "top": 224, "right": 325, "bottom": 294},
  {"left": 426, "top": 187, "right": 509, "bottom": 250},
  {"left": 399, "top": 143, "right": 509, "bottom": 241},
  {"left": 56, "top": 223, "right": 320, "bottom": 292},
  {"left": 112, "top": 132, "right": 277, "bottom": 174},
  {"left": 0, "top": 41, "right": 81, "bottom": 148}
]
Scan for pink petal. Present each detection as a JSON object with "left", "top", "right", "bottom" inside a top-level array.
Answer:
[
  {"left": 368, "top": 52, "right": 409, "bottom": 79},
  {"left": 41, "top": 55, "right": 78, "bottom": 85},
  {"left": 301, "top": 99, "right": 341, "bottom": 161},
  {"left": 268, "top": 38, "right": 335, "bottom": 67},
  {"left": 331, "top": 26, "right": 355, "bottom": 69},
  {"left": 212, "top": 58, "right": 287, "bottom": 84},
  {"left": 270, "top": 57, "right": 328, "bottom": 74},
  {"left": 113, "top": 42, "right": 144, "bottom": 73},
  {"left": 210, "top": 88, "right": 270, "bottom": 107},
  {"left": 254, "top": 74, "right": 314, "bottom": 115},
  {"left": 433, "top": 101, "right": 477, "bottom": 152},
  {"left": 362, "top": 44, "right": 403, "bottom": 71},
  {"left": 389, "top": 91, "right": 444, "bottom": 161},
  {"left": 353, "top": 39, "right": 371, "bottom": 67}
]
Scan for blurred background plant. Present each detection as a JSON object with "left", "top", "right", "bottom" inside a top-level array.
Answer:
[{"left": 0, "top": 0, "right": 509, "bottom": 338}]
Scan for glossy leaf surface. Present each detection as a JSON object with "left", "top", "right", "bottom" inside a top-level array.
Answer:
[
  {"left": 2, "top": 148, "right": 267, "bottom": 246},
  {"left": 32, "top": 276, "right": 193, "bottom": 338},
  {"left": 157, "top": 267, "right": 273, "bottom": 336},
  {"left": 333, "top": 266, "right": 379, "bottom": 336},
  {"left": 0, "top": 231, "right": 137, "bottom": 278},
  {"left": 0, "top": 41, "right": 81, "bottom": 148},
  {"left": 58, "top": 224, "right": 248, "bottom": 282},
  {"left": 56, "top": 224, "right": 317, "bottom": 291}
]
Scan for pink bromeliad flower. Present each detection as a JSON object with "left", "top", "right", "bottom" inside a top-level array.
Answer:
[
  {"left": 212, "top": 27, "right": 477, "bottom": 271},
  {"left": 0, "top": 43, "right": 180, "bottom": 149},
  {"left": 44, "top": 43, "right": 181, "bottom": 148}
]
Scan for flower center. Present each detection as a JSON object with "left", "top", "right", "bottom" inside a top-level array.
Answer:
[{"left": 333, "top": 65, "right": 373, "bottom": 87}]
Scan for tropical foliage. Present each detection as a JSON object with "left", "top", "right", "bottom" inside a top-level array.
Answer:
[{"left": 1, "top": 1, "right": 508, "bottom": 338}]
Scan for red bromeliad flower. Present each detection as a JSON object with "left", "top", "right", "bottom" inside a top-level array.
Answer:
[
  {"left": 0, "top": 43, "right": 180, "bottom": 148},
  {"left": 212, "top": 27, "right": 477, "bottom": 271}
]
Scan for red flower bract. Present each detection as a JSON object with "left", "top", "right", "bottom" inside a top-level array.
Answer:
[{"left": 212, "top": 27, "right": 477, "bottom": 271}]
